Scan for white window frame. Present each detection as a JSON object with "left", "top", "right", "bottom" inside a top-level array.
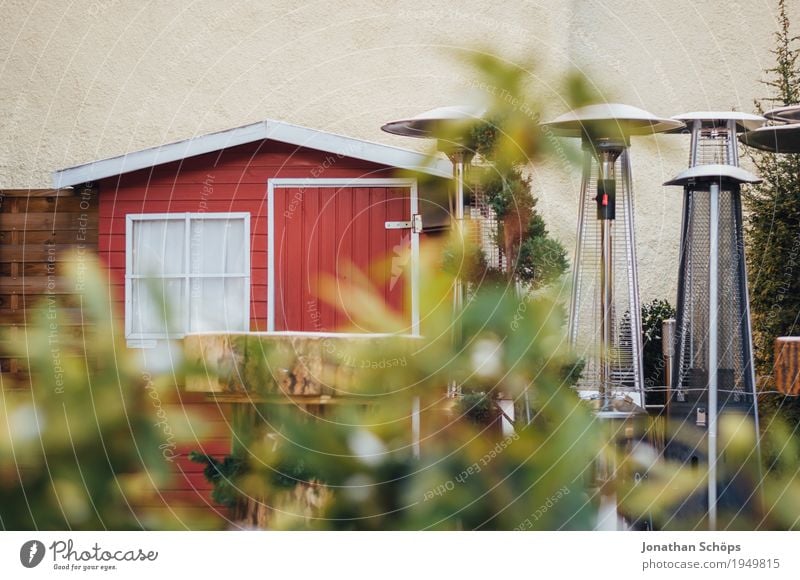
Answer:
[
  {"left": 125, "top": 212, "right": 251, "bottom": 346},
  {"left": 267, "top": 178, "right": 420, "bottom": 336}
]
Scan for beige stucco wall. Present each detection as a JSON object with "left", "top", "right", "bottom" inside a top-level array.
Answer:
[{"left": 0, "top": 0, "right": 795, "bottom": 302}]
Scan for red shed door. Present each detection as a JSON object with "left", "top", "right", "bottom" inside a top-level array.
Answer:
[{"left": 270, "top": 180, "right": 417, "bottom": 334}]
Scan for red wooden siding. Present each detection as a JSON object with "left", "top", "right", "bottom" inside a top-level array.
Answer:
[
  {"left": 273, "top": 185, "right": 411, "bottom": 332},
  {"left": 98, "top": 140, "right": 400, "bottom": 331},
  {"left": 134, "top": 390, "right": 234, "bottom": 529}
]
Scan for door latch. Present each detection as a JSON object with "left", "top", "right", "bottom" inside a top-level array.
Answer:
[{"left": 385, "top": 214, "right": 423, "bottom": 234}]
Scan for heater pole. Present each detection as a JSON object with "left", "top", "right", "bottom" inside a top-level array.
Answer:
[
  {"left": 689, "top": 120, "right": 700, "bottom": 167},
  {"left": 727, "top": 119, "right": 739, "bottom": 166},
  {"left": 597, "top": 147, "right": 619, "bottom": 411},
  {"left": 452, "top": 151, "right": 465, "bottom": 327},
  {"left": 708, "top": 181, "right": 720, "bottom": 531},
  {"left": 447, "top": 150, "right": 467, "bottom": 399},
  {"left": 600, "top": 218, "right": 612, "bottom": 409},
  {"left": 662, "top": 318, "right": 676, "bottom": 412}
]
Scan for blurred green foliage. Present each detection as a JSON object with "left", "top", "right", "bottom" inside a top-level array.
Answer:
[
  {"left": 0, "top": 257, "right": 213, "bottom": 530},
  {"left": 618, "top": 411, "right": 800, "bottom": 530},
  {"left": 221, "top": 257, "right": 601, "bottom": 530},
  {"left": 457, "top": 391, "right": 495, "bottom": 424},
  {"left": 463, "top": 97, "right": 568, "bottom": 288},
  {"left": 188, "top": 452, "right": 245, "bottom": 508}
]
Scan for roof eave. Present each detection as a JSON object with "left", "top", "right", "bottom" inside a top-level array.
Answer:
[{"left": 52, "top": 119, "right": 452, "bottom": 188}]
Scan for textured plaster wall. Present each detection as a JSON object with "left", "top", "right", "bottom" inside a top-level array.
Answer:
[{"left": 0, "top": 0, "right": 795, "bottom": 301}]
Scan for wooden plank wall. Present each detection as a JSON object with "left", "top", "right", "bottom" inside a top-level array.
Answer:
[{"left": 0, "top": 187, "right": 97, "bottom": 386}]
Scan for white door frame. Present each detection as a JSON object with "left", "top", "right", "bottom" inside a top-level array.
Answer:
[{"left": 267, "top": 177, "right": 420, "bottom": 336}]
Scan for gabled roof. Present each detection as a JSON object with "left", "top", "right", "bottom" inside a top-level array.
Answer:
[{"left": 52, "top": 119, "right": 453, "bottom": 188}]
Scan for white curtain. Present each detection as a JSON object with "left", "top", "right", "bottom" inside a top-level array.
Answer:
[
  {"left": 130, "top": 216, "right": 248, "bottom": 337},
  {"left": 132, "top": 219, "right": 185, "bottom": 276},
  {"left": 189, "top": 278, "right": 246, "bottom": 332},
  {"left": 189, "top": 218, "right": 245, "bottom": 275},
  {"left": 130, "top": 278, "right": 186, "bottom": 335}
]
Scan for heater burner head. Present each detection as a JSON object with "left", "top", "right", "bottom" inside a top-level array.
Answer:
[
  {"left": 739, "top": 123, "right": 800, "bottom": 153},
  {"left": 542, "top": 103, "right": 684, "bottom": 138},
  {"left": 668, "top": 112, "right": 758, "bottom": 167},
  {"left": 763, "top": 104, "right": 800, "bottom": 123},
  {"left": 668, "top": 111, "right": 765, "bottom": 133},
  {"left": 664, "top": 164, "right": 761, "bottom": 187},
  {"left": 381, "top": 105, "right": 487, "bottom": 141}
]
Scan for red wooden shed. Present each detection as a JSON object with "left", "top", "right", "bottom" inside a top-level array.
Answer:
[{"left": 51, "top": 119, "right": 451, "bottom": 527}]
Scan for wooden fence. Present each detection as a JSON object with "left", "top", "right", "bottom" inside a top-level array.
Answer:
[{"left": 0, "top": 186, "right": 97, "bottom": 387}]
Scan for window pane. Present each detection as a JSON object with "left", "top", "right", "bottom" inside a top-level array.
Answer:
[
  {"left": 189, "top": 278, "right": 247, "bottom": 332},
  {"left": 131, "top": 278, "right": 186, "bottom": 335},
  {"left": 189, "top": 218, "right": 246, "bottom": 275},
  {"left": 132, "top": 219, "right": 185, "bottom": 275}
]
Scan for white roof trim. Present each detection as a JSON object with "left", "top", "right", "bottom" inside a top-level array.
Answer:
[{"left": 52, "top": 119, "right": 452, "bottom": 188}]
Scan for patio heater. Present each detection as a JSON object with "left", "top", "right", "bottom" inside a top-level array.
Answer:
[
  {"left": 667, "top": 112, "right": 764, "bottom": 422},
  {"left": 642, "top": 113, "right": 764, "bottom": 418},
  {"left": 542, "top": 104, "right": 683, "bottom": 415},
  {"left": 763, "top": 103, "right": 800, "bottom": 123},
  {"left": 740, "top": 104, "right": 800, "bottom": 154},
  {"left": 664, "top": 164, "right": 761, "bottom": 530},
  {"left": 382, "top": 106, "right": 485, "bottom": 394},
  {"left": 543, "top": 104, "right": 681, "bottom": 531}
]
